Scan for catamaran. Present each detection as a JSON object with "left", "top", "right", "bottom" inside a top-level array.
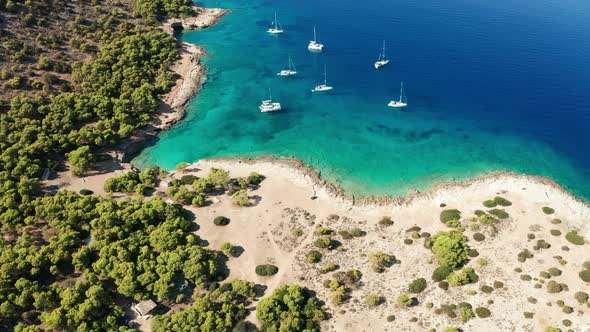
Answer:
[
  {"left": 388, "top": 82, "right": 407, "bottom": 108},
  {"left": 374, "top": 40, "right": 389, "bottom": 69},
  {"left": 267, "top": 12, "right": 283, "bottom": 34},
  {"left": 308, "top": 26, "right": 324, "bottom": 51},
  {"left": 260, "top": 88, "right": 282, "bottom": 112},
  {"left": 277, "top": 56, "right": 297, "bottom": 76},
  {"left": 311, "top": 66, "right": 333, "bottom": 92}
]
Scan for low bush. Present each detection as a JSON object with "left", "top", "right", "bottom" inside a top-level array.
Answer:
[
  {"left": 448, "top": 267, "right": 479, "bottom": 286},
  {"left": 232, "top": 189, "right": 249, "bottom": 206},
  {"left": 379, "top": 216, "right": 394, "bottom": 226},
  {"left": 438, "top": 281, "right": 449, "bottom": 290},
  {"left": 542, "top": 206, "right": 555, "bottom": 214},
  {"left": 494, "top": 196, "right": 512, "bottom": 206},
  {"left": 520, "top": 274, "right": 532, "bottom": 281},
  {"left": 550, "top": 229, "right": 561, "bottom": 236},
  {"left": 474, "top": 210, "right": 486, "bottom": 217},
  {"left": 386, "top": 315, "right": 395, "bottom": 322},
  {"left": 221, "top": 242, "right": 236, "bottom": 257},
  {"left": 540, "top": 271, "right": 551, "bottom": 279},
  {"left": 314, "top": 236, "right": 335, "bottom": 250},
  {"left": 563, "top": 319, "right": 572, "bottom": 327},
  {"left": 404, "top": 239, "right": 413, "bottom": 245},
  {"left": 474, "top": 306, "right": 491, "bottom": 318},
  {"left": 481, "top": 285, "right": 494, "bottom": 293},
  {"left": 180, "top": 174, "right": 198, "bottom": 185},
  {"left": 432, "top": 266, "right": 453, "bottom": 282},
  {"left": 575, "top": 291, "right": 589, "bottom": 304},
  {"left": 319, "top": 262, "right": 338, "bottom": 274},
  {"left": 350, "top": 228, "right": 366, "bottom": 237},
  {"left": 255, "top": 264, "right": 279, "bottom": 276},
  {"left": 468, "top": 249, "right": 480, "bottom": 257},
  {"left": 524, "top": 312, "right": 534, "bottom": 319},
  {"left": 550, "top": 218, "right": 562, "bottom": 224},
  {"left": 408, "top": 278, "right": 427, "bottom": 293},
  {"left": 488, "top": 209, "right": 509, "bottom": 219},
  {"left": 443, "top": 328, "right": 459, "bottom": 332},
  {"left": 213, "top": 216, "right": 230, "bottom": 226},
  {"left": 562, "top": 306, "right": 573, "bottom": 314},
  {"left": 547, "top": 280, "right": 563, "bottom": 293},
  {"left": 79, "top": 189, "right": 93, "bottom": 195},
  {"left": 247, "top": 172, "right": 265, "bottom": 185},
  {"left": 369, "top": 251, "right": 395, "bottom": 273},
  {"left": 306, "top": 250, "right": 322, "bottom": 263},
  {"left": 579, "top": 269, "right": 590, "bottom": 283},
  {"left": 338, "top": 230, "right": 353, "bottom": 240},
  {"left": 548, "top": 267, "right": 562, "bottom": 276},
  {"left": 473, "top": 233, "right": 486, "bottom": 242},
  {"left": 459, "top": 304, "right": 474, "bottom": 322},
  {"left": 565, "top": 230, "right": 585, "bottom": 245},
  {"left": 365, "top": 294, "right": 383, "bottom": 307},
  {"left": 440, "top": 209, "right": 461, "bottom": 223},
  {"left": 493, "top": 281, "right": 504, "bottom": 289},
  {"left": 517, "top": 249, "right": 534, "bottom": 262},
  {"left": 397, "top": 293, "right": 413, "bottom": 307},
  {"left": 483, "top": 199, "right": 496, "bottom": 208}
]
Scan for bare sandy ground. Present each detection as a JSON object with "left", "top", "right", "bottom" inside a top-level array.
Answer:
[{"left": 157, "top": 158, "right": 590, "bottom": 332}]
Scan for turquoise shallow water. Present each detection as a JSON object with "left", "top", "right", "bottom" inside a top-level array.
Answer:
[{"left": 134, "top": 0, "right": 590, "bottom": 199}]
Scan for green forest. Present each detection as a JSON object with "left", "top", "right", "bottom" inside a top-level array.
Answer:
[{"left": 0, "top": 0, "right": 326, "bottom": 331}]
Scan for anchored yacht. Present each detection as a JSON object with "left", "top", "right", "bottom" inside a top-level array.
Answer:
[
  {"left": 260, "top": 88, "right": 282, "bottom": 112},
  {"left": 311, "top": 66, "right": 333, "bottom": 92},
  {"left": 277, "top": 56, "right": 297, "bottom": 76},
  {"left": 374, "top": 40, "right": 390, "bottom": 69},
  {"left": 308, "top": 26, "right": 324, "bottom": 51},
  {"left": 388, "top": 82, "right": 407, "bottom": 108},
  {"left": 267, "top": 12, "right": 283, "bottom": 34}
]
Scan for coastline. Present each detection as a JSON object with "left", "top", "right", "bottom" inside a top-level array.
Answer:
[{"left": 118, "top": 6, "right": 229, "bottom": 162}]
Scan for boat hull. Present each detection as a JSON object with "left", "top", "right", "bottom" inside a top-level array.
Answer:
[
  {"left": 374, "top": 60, "right": 390, "bottom": 69},
  {"left": 387, "top": 101, "right": 407, "bottom": 108},
  {"left": 311, "top": 86, "right": 333, "bottom": 92},
  {"left": 260, "top": 102, "right": 282, "bottom": 112},
  {"left": 277, "top": 70, "right": 297, "bottom": 76},
  {"left": 268, "top": 29, "right": 284, "bottom": 34}
]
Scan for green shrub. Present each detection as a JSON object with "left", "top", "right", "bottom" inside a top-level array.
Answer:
[
  {"left": 292, "top": 228, "right": 303, "bottom": 237},
  {"left": 483, "top": 199, "right": 496, "bottom": 208},
  {"left": 232, "top": 189, "right": 249, "bottom": 206},
  {"left": 493, "top": 281, "right": 504, "bottom": 289},
  {"left": 408, "top": 278, "right": 427, "bottom": 293},
  {"left": 438, "top": 281, "right": 449, "bottom": 290},
  {"left": 565, "top": 231, "right": 585, "bottom": 245},
  {"left": 368, "top": 251, "right": 395, "bottom": 272},
  {"left": 473, "top": 233, "right": 485, "bottom": 242},
  {"left": 448, "top": 267, "right": 479, "bottom": 286},
  {"left": 404, "top": 239, "right": 413, "bottom": 245},
  {"left": 468, "top": 249, "right": 479, "bottom": 257},
  {"left": 379, "top": 216, "right": 394, "bottom": 226},
  {"left": 432, "top": 266, "right": 452, "bottom": 282},
  {"left": 474, "top": 210, "right": 486, "bottom": 217},
  {"left": 548, "top": 267, "right": 562, "bottom": 276},
  {"left": 459, "top": 304, "right": 474, "bottom": 322},
  {"left": 524, "top": 312, "right": 534, "bottom": 319},
  {"left": 575, "top": 291, "right": 589, "bottom": 304},
  {"left": 517, "top": 249, "right": 534, "bottom": 262},
  {"left": 579, "top": 269, "right": 590, "bottom": 283},
  {"left": 255, "top": 264, "right": 279, "bottom": 276},
  {"left": 319, "top": 262, "right": 338, "bottom": 274},
  {"left": 520, "top": 274, "right": 532, "bottom": 281},
  {"left": 475, "top": 307, "right": 491, "bottom": 318},
  {"left": 547, "top": 280, "right": 563, "bottom": 293},
  {"left": 314, "top": 236, "right": 335, "bottom": 250},
  {"left": 350, "top": 228, "right": 365, "bottom": 237},
  {"left": 562, "top": 306, "right": 573, "bottom": 314},
  {"left": 544, "top": 327, "right": 561, "bottom": 332},
  {"left": 488, "top": 209, "right": 509, "bottom": 219},
  {"left": 542, "top": 206, "right": 555, "bottom": 214},
  {"left": 481, "top": 285, "right": 494, "bottom": 293},
  {"left": 306, "top": 250, "right": 322, "bottom": 263},
  {"left": 180, "top": 174, "right": 198, "bottom": 185},
  {"left": 397, "top": 293, "right": 413, "bottom": 307},
  {"left": 365, "top": 294, "right": 383, "bottom": 307},
  {"left": 440, "top": 209, "right": 461, "bottom": 223},
  {"left": 213, "top": 216, "right": 230, "bottom": 226},
  {"left": 540, "top": 271, "right": 551, "bottom": 279},
  {"left": 315, "top": 227, "right": 334, "bottom": 235},
  {"left": 445, "top": 219, "right": 462, "bottom": 229},
  {"left": 247, "top": 172, "right": 264, "bottom": 185},
  {"left": 443, "top": 328, "right": 459, "bottom": 332},
  {"left": 79, "top": 189, "right": 93, "bottom": 195},
  {"left": 494, "top": 196, "right": 512, "bottom": 206},
  {"left": 432, "top": 230, "right": 469, "bottom": 269},
  {"left": 386, "top": 315, "right": 395, "bottom": 322},
  {"left": 338, "top": 230, "right": 353, "bottom": 240},
  {"left": 221, "top": 242, "right": 236, "bottom": 257},
  {"left": 550, "top": 218, "right": 562, "bottom": 224},
  {"left": 563, "top": 319, "right": 572, "bottom": 327},
  {"left": 550, "top": 229, "right": 561, "bottom": 236}
]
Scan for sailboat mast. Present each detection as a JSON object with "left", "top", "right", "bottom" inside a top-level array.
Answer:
[
  {"left": 269, "top": 87, "right": 272, "bottom": 100},
  {"left": 382, "top": 40, "right": 386, "bottom": 59},
  {"left": 314, "top": 26, "right": 317, "bottom": 42},
  {"left": 274, "top": 12, "right": 277, "bottom": 30},
  {"left": 399, "top": 82, "right": 404, "bottom": 103},
  {"left": 324, "top": 65, "right": 327, "bottom": 85}
]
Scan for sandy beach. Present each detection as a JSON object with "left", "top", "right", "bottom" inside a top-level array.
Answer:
[{"left": 149, "top": 158, "right": 590, "bottom": 331}]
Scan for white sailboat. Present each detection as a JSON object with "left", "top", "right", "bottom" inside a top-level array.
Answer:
[
  {"left": 388, "top": 82, "right": 407, "bottom": 108},
  {"left": 267, "top": 12, "right": 284, "bottom": 34},
  {"left": 260, "top": 88, "right": 282, "bottom": 112},
  {"left": 374, "top": 40, "right": 389, "bottom": 69},
  {"left": 308, "top": 26, "right": 324, "bottom": 51},
  {"left": 311, "top": 65, "right": 333, "bottom": 92},
  {"left": 277, "top": 56, "right": 297, "bottom": 76}
]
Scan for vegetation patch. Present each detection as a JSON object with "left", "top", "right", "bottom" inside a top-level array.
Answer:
[
  {"left": 488, "top": 209, "right": 509, "bottom": 219},
  {"left": 565, "top": 230, "right": 585, "bottom": 245},
  {"left": 255, "top": 264, "right": 279, "bottom": 276},
  {"left": 257, "top": 285, "right": 325, "bottom": 331},
  {"left": 408, "top": 278, "right": 427, "bottom": 293},
  {"left": 214, "top": 216, "right": 230, "bottom": 226},
  {"left": 542, "top": 206, "right": 555, "bottom": 214},
  {"left": 440, "top": 209, "right": 461, "bottom": 223}
]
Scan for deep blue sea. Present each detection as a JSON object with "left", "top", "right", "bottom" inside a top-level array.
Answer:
[{"left": 133, "top": 0, "right": 590, "bottom": 199}]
